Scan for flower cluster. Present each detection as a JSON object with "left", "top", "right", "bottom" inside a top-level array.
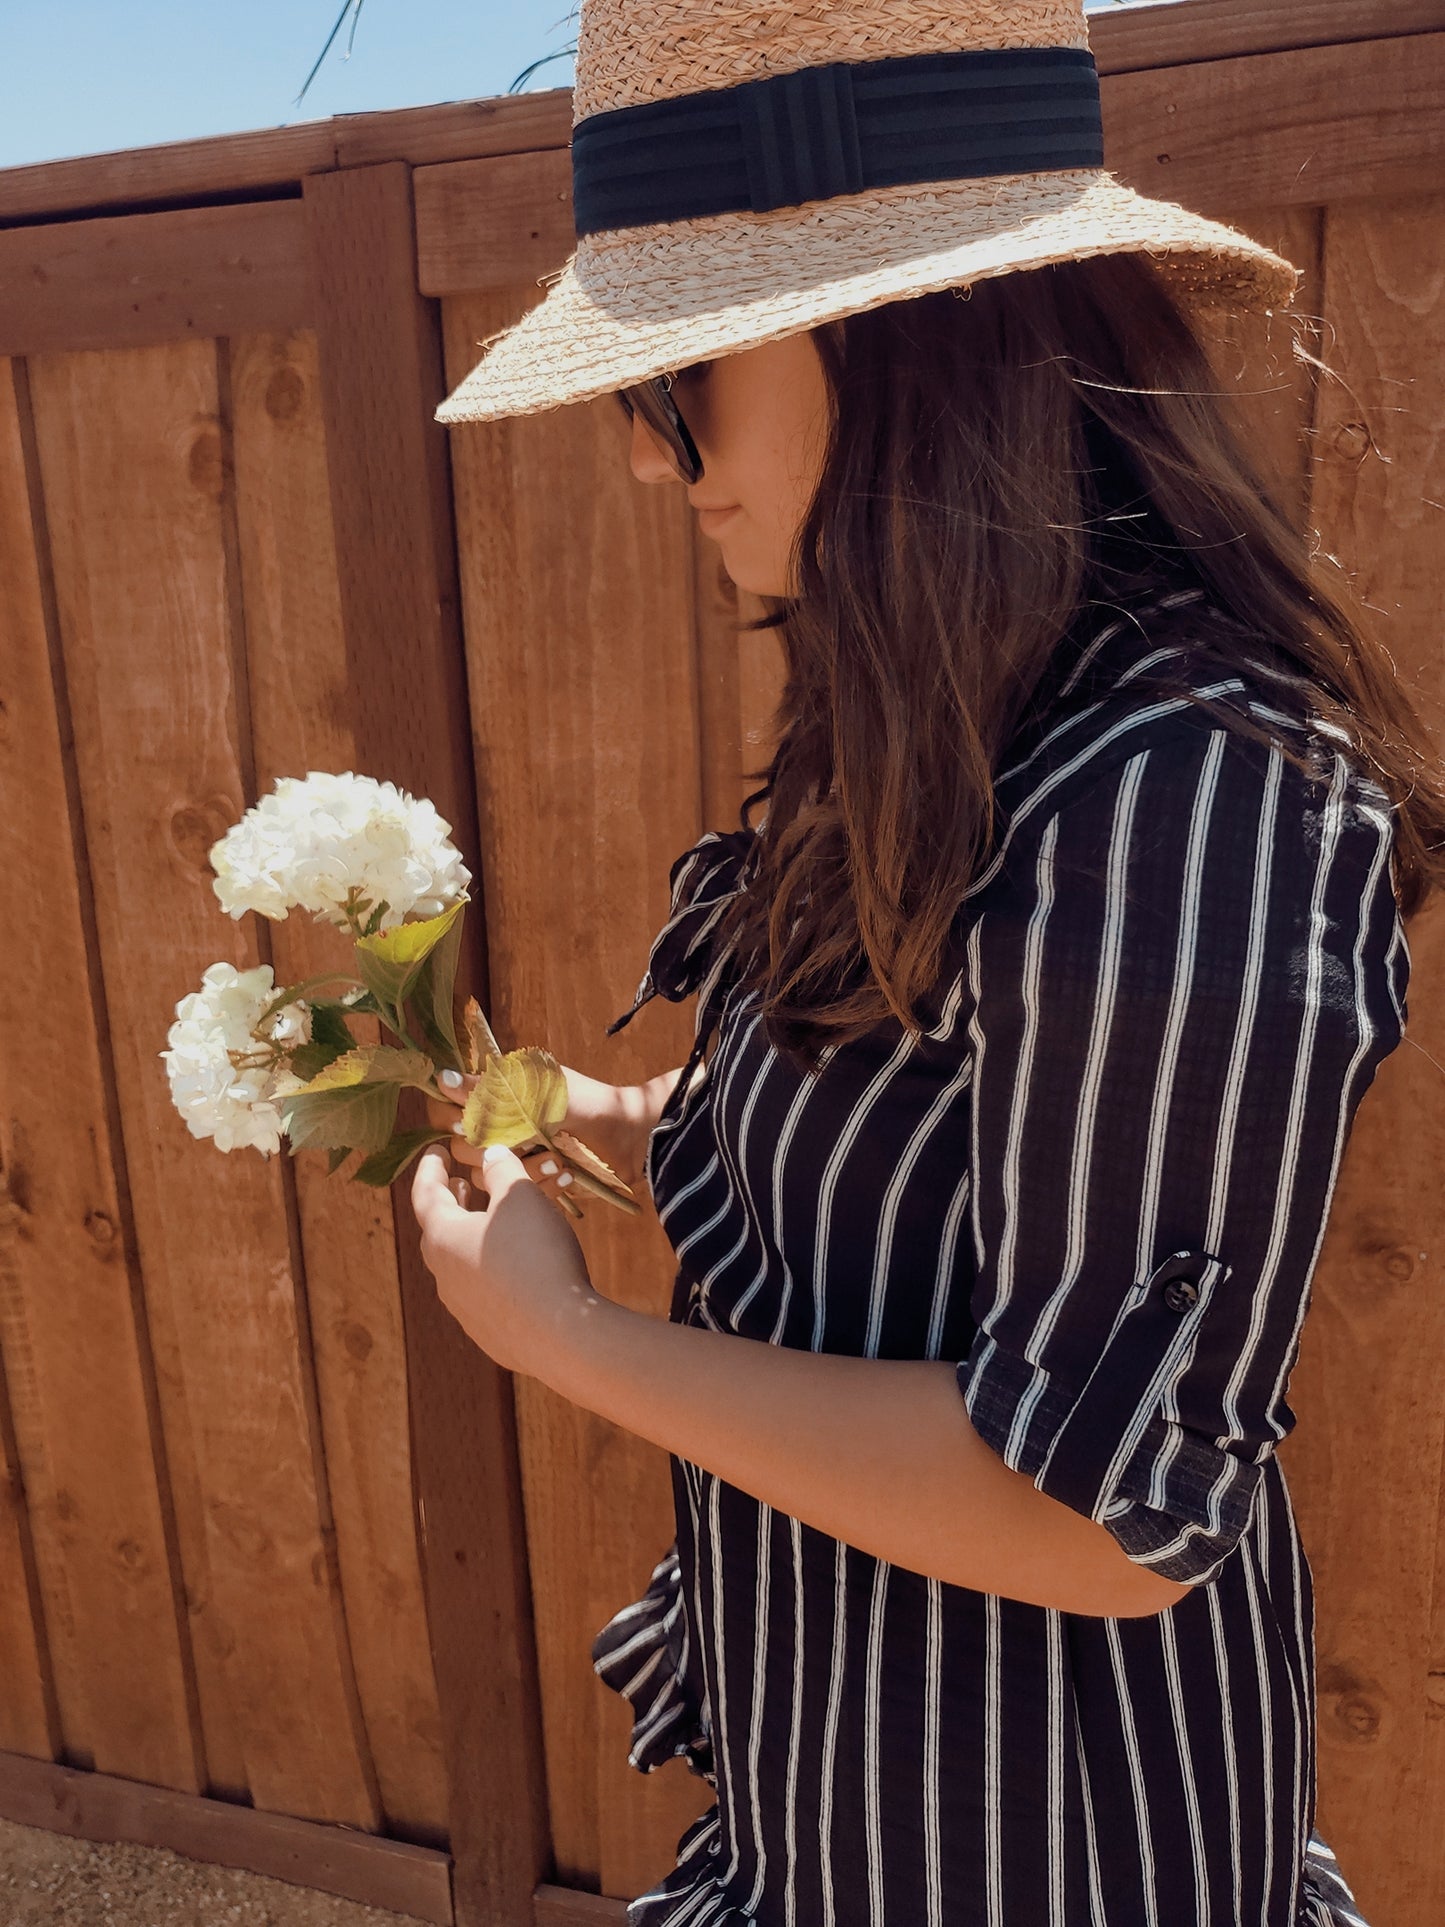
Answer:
[
  {"left": 209, "top": 771, "right": 471, "bottom": 933},
  {"left": 161, "top": 962, "right": 312, "bottom": 1158}
]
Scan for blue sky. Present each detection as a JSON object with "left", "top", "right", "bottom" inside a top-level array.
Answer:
[
  {"left": 0, "top": 0, "right": 1141, "bottom": 175},
  {"left": 0, "top": 1, "right": 584, "bottom": 172}
]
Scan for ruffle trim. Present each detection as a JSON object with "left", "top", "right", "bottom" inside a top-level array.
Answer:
[
  {"left": 620, "top": 1804, "right": 757, "bottom": 1927},
  {"left": 591, "top": 1540, "right": 716, "bottom": 1787},
  {"left": 607, "top": 827, "right": 758, "bottom": 1035},
  {"left": 1297, "top": 1829, "right": 1370, "bottom": 1926}
]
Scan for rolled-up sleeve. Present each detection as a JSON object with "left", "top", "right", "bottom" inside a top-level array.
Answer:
[{"left": 956, "top": 718, "right": 1408, "bottom": 1587}]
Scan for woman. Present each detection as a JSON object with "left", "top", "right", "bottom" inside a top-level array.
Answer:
[{"left": 413, "top": 2, "right": 1445, "bottom": 1921}]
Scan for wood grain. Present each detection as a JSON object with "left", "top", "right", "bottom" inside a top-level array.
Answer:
[
  {"left": 0, "top": 1748, "right": 453, "bottom": 1924},
  {"left": 0, "top": 360, "right": 200, "bottom": 1785},
  {"left": 1091, "top": 0, "right": 1445, "bottom": 74},
  {"left": 414, "top": 151, "right": 574, "bottom": 299},
  {"left": 534, "top": 1884, "right": 628, "bottom": 1927},
  {"left": 227, "top": 323, "right": 449, "bottom": 1840},
  {"left": 304, "top": 162, "right": 551, "bottom": 1924},
  {"left": 25, "top": 335, "right": 379, "bottom": 1824},
  {"left": 0, "top": 201, "right": 312, "bottom": 357},
  {"left": 1284, "top": 191, "right": 1445, "bottom": 1927},
  {"left": 1104, "top": 34, "right": 1445, "bottom": 215},
  {"left": 0, "top": 1237, "right": 55, "bottom": 1762}
]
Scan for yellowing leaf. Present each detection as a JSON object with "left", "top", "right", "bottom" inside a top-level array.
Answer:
[
  {"left": 554, "top": 1129, "right": 642, "bottom": 1218},
  {"left": 459, "top": 1047, "right": 569, "bottom": 1149},
  {"left": 296, "top": 1045, "right": 434, "bottom": 1096},
  {"left": 354, "top": 900, "right": 467, "bottom": 1022},
  {"left": 554, "top": 1130, "right": 635, "bottom": 1200},
  {"left": 462, "top": 995, "right": 504, "bottom": 1076}
]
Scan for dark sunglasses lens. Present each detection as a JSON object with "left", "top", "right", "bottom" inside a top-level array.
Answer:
[{"left": 615, "top": 380, "right": 701, "bottom": 482}]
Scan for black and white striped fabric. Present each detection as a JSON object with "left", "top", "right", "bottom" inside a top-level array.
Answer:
[{"left": 592, "top": 584, "right": 1406, "bottom": 1926}]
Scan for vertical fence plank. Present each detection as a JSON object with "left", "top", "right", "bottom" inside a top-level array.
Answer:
[
  {"left": 1289, "top": 191, "right": 1445, "bottom": 1926},
  {"left": 0, "top": 359, "right": 201, "bottom": 1786},
  {"left": 0, "top": 1358, "right": 53, "bottom": 1760},
  {"left": 304, "top": 162, "right": 550, "bottom": 1922},
  {"left": 439, "top": 286, "right": 713, "bottom": 1903},
  {"left": 228, "top": 323, "right": 450, "bottom": 1842},
  {"left": 26, "top": 336, "right": 381, "bottom": 1825},
  {"left": 1200, "top": 206, "right": 1326, "bottom": 523}
]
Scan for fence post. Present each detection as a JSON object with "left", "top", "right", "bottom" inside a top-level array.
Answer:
[{"left": 304, "top": 157, "right": 551, "bottom": 1926}]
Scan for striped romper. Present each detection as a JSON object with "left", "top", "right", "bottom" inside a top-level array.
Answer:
[{"left": 592, "top": 583, "right": 1406, "bottom": 1926}]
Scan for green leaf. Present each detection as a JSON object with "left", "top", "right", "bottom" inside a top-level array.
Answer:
[
  {"left": 405, "top": 905, "right": 466, "bottom": 1071},
  {"left": 281, "top": 1081, "right": 400, "bottom": 1155},
  {"left": 351, "top": 1127, "right": 454, "bottom": 1188},
  {"left": 309, "top": 999, "right": 362, "bottom": 1045},
  {"left": 294, "top": 1044, "right": 435, "bottom": 1095},
  {"left": 288, "top": 1000, "right": 359, "bottom": 1082},
  {"left": 326, "top": 1144, "right": 355, "bottom": 1175},
  {"left": 354, "top": 900, "right": 467, "bottom": 1024},
  {"left": 459, "top": 1046, "right": 569, "bottom": 1150}
]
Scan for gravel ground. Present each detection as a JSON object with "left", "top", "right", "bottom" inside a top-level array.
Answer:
[{"left": 0, "top": 1816, "right": 436, "bottom": 1927}]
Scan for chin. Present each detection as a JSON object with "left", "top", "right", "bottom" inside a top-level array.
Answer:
[{"left": 715, "top": 551, "right": 788, "bottom": 598}]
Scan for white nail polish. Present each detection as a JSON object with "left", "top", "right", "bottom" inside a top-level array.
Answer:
[
  {"left": 539, "top": 1159, "right": 558, "bottom": 1177},
  {"left": 439, "top": 1067, "right": 463, "bottom": 1089},
  {"left": 557, "top": 1170, "right": 573, "bottom": 1188}
]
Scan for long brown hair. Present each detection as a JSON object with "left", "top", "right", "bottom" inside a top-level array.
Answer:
[{"left": 716, "top": 252, "right": 1445, "bottom": 1068}]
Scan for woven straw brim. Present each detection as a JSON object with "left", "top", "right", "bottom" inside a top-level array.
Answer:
[{"left": 435, "top": 168, "right": 1297, "bottom": 425}]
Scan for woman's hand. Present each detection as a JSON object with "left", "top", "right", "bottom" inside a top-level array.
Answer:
[
  {"left": 409, "top": 1141, "right": 600, "bottom": 1375},
  {"left": 424, "top": 1062, "right": 688, "bottom": 1204}
]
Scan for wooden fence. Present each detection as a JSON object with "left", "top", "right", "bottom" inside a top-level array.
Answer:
[{"left": 0, "top": 2, "right": 1441, "bottom": 1921}]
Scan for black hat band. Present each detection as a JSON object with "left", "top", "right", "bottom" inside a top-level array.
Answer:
[{"left": 571, "top": 46, "right": 1105, "bottom": 238}]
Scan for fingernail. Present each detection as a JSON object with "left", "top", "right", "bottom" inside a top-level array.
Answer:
[
  {"left": 557, "top": 1170, "right": 573, "bottom": 1188},
  {"left": 439, "top": 1068, "right": 463, "bottom": 1089},
  {"left": 539, "top": 1158, "right": 558, "bottom": 1177},
  {"left": 482, "top": 1144, "right": 507, "bottom": 1166}
]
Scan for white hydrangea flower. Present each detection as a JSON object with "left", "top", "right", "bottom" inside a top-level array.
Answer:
[
  {"left": 160, "top": 961, "right": 314, "bottom": 1157},
  {"left": 210, "top": 771, "right": 471, "bottom": 932}
]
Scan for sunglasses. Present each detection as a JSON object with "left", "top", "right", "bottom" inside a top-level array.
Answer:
[{"left": 613, "top": 366, "right": 706, "bottom": 483}]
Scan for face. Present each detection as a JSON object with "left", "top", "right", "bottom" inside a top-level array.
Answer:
[{"left": 619, "top": 329, "right": 833, "bottom": 598}]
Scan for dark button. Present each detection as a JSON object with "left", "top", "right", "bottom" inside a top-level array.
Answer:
[{"left": 1163, "top": 1277, "right": 1200, "bottom": 1313}]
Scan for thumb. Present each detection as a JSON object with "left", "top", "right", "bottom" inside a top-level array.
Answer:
[{"left": 476, "top": 1141, "right": 530, "bottom": 1196}]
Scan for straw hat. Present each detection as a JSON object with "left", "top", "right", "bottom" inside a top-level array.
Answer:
[{"left": 434, "top": 0, "right": 1298, "bottom": 427}]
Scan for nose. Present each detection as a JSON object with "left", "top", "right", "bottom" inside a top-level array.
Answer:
[{"left": 626, "top": 408, "right": 686, "bottom": 486}]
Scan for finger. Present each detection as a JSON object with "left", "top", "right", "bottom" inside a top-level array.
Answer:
[
  {"left": 425, "top": 1093, "right": 461, "bottom": 1131},
  {"left": 445, "top": 1130, "right": 488, "bottom": 1168},
  {"left": 470, "top": 1141, "right": 533, "bottom": 1200},
  {"left": 525, "top": 1146, "right": 573, "bottom": 1197},
  {"left": 411, "top": 1143, "right": 467, "bottom": 1226},
  {"left": 448, "top": 1132, "right": 549, "bottom": 1174}
]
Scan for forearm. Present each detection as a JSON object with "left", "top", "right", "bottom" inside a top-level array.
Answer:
[
  {"left": 535, "top": 1292, "right": 1190, "bottom": 1618},
  {"left": 632, "top": 1063, "right": 692, "bottom": 1132}
]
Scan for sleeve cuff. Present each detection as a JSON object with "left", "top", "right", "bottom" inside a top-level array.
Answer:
[{"left": 957, "top": 1250, "right": 1263, "bottom": 1587}]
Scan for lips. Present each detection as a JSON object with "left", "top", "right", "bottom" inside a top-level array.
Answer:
[{"left": 695, "top": 505, "right": 740, "bottom": 532}]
